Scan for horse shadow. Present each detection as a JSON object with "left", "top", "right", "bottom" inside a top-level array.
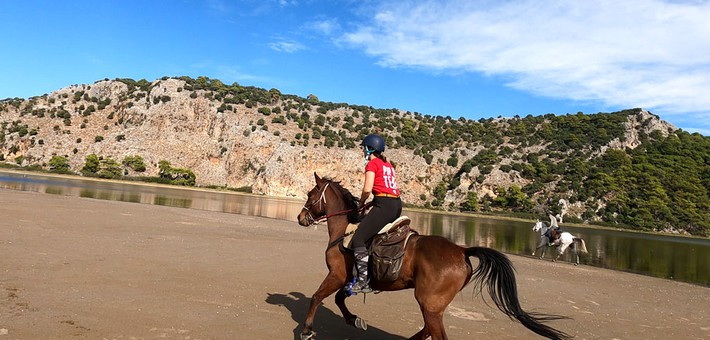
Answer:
[{"left": 265, "top": 291, "right": 407, "bottom": 340}]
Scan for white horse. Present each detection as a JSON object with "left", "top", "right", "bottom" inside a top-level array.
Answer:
[{"left": 532, "top": 215, "right": 588, "bottom": 265}]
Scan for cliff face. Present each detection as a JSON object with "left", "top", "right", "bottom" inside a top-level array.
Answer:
[
  {"left": 1, "top": 79, "right": 446, "bottom": 201},
  {"left": 0, "top": 78, "right": 680, "bottom": 219}
]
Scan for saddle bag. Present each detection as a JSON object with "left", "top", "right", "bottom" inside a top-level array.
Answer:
[{"left": 369, "top": 223, "right": 416, "bottom": 282}]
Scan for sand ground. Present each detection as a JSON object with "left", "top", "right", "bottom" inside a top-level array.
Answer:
[{"left": 1, "top": 189, "right": 708, "bottom": 339}]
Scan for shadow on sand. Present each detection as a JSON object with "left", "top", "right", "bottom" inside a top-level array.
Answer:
[{"left": 266, "top": 291, "right": 408, "bottom": 340}]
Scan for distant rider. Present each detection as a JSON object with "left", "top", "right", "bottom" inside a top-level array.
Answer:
[{"left": 545, "top": 214, "right": 562, "bottom": 246}]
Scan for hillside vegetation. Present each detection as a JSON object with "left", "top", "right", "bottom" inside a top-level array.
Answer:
[{"left": 0, "top": 76, "right": 708, "bottom": 236}]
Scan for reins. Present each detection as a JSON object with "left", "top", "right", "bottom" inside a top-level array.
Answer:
[
  {"left": 313, "top": 203, "right": 367, "bottom": 223},
  {"left": 300, "top": 180, "right": 374, "bottom": 250},
  {"left": 321, "top": 201, "right": 373, "bottom": 250}
]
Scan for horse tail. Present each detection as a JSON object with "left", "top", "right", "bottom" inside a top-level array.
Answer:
[
  {"left": 465, "top": 247, "right": 571, "bottom": 340},
  {"left": 573, "top": 238, "right": 588, "bottom": 254}
]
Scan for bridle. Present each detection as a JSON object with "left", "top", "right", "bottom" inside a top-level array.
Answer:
[
  {"left": 300, "top": 182, "right": 372, "bottom": 226},
  {"left": 301, "top": 183, "right": 331, "bottom": 226}
]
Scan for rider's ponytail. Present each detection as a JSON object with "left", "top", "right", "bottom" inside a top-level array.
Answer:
[{"left": 373, "top": 152, "right": 387, "bottom": 163}]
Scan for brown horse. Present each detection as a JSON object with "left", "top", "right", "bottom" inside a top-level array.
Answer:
[{"left": 296, "top": 173, "right": 570, "bottom": 340}]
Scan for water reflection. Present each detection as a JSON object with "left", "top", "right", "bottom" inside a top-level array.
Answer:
[
  {"left": 1, "top": 170, "right": 708, "bottom": 286},
  {"left": 407, "top": 211, "right": 710, "bottom": 285},
  {"left": 44, "top": 186, "right": 64, "bottom": 195}
]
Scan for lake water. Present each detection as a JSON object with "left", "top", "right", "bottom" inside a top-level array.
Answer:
[{"left": 1, "top": 170, "right": 708, "bottom": 286}]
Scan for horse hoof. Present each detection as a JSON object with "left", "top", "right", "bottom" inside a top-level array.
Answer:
[
  {"left": 300, "top": 331, "right": 316, "bottom": 340},
  {"left": 354, "top": 317, "right": 368, "bottom": 330}
]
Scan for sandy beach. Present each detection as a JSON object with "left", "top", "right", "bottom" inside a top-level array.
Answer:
[{"left": 1, "top": 188, "right": 708, "bottom": 339}]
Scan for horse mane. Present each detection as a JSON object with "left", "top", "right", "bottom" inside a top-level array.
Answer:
[{"left": 322, "top": 177, "right": 361, "bottom": 224}]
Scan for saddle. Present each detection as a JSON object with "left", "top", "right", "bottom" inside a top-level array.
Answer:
[
  {"left": 342, "top": 216, "right": 417, "bottom": 282},
  {"left": 546, "top": 228, "right": 562, "bottom": 246}
]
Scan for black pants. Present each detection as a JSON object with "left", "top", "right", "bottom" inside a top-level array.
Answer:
[{"left": 352, "top": 196, "right": 402, "bottom": 249}]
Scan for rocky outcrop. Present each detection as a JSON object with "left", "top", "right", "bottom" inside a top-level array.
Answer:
[
  {"left": 603, "top": 109, "right": 676, "bottom": 153},
  {"left": 0, "top": 78, "right": 680, "bottom": 215}
]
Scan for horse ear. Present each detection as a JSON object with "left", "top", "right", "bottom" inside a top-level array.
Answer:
[{"left": 314, "top": 172, "right": 322, "bottom": 184}]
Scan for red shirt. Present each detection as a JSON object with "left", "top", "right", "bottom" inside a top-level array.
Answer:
[{"left": 365, "top": 157, "right": 400, "bottom": 196}]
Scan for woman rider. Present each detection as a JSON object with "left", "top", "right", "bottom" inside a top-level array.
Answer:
[{"left": 349, "top": 134, "right": 402, "bottom": 294}]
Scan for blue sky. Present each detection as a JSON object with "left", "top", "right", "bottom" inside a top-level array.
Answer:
[{"left": 1, "top": 0, "right": 709, "bottom": 135}]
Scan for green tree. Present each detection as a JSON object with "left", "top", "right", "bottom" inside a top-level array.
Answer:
[
  {"left": 433, "top": 181, "right": 448, "bottom": 202},
  {"left": 82, "top": 154, "right": 100, "bottom": 176},
  {"left": 49, "top": 155, "right": 71, "bottom": 174},
  {"left": 97, "top": 158, "right": 122, "bottom": 179},
  {"left": 158, "top": 160, "right": 172, "bottom": 175},
  {"left": 122, "top": 155, "right": 146, "bottom": 172},
  {"left": 307, "top": 94, "right": 319, "bottom": 104},
  {"left": 158, "top": 160, "right": 196, "bottom": 186},
  {"left": 460, "top": 192, "right": 479, "bottom": 212},
  {"left": 493, "top": 185, "right": 532, "bottom": 212}
]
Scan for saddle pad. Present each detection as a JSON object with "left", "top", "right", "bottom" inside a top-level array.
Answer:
[
  {"left": 343, "top": 224, "right": 358, "bottom": 250},
  {"left": 342, "top": 216, "right": 411, "bottom": 250},
  {"left": 377, "top": 216, "right": 411, "bottom": 234}
]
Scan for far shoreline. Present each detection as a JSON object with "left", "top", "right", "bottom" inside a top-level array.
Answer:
[{"left": 1, "top": 166, "right": 707, "bottom": 241}]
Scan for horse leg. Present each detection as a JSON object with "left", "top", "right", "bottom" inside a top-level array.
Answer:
[
  {"left": 408, "top": 304, "right": 445, "bottom": 340},
  {"left": 555, "top": 242, "right": 570, "bottom": 262},
  {"left": 532, "top": 239, "right": 542, "bottom": 256},
  {"left": 335, "top": 289, "right": 367, "bottom": 330},
  {"left": 573, "top": 243, "right": 579, "bottom": 266},
  {"left": 421, "top": 310, "right": 447, "bottom": 340},
  {"left": 533, "top": 236, "right": 546, "bottom": 257},
  {"left": 407, "top": 326, "right": 429, "bottom": 340},
  {"left": 410, "top": 279, "right": 460, "bottom": 340},
  {"left": 539, "top": 236, "right": 552, "bottom": 259},
  {"left": 300, "top": 271, "right": 346, "bottom": 340}
]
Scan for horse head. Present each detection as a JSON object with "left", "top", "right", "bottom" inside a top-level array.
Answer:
[
  {"left": 297, "top": 173, "right": 330, "bottom": 226},
  {"left": 297, "top": 172, "right": 360, "bottom": 227},
  {"left": 532, "top": 220, "right": 544, "bottom": 232}
]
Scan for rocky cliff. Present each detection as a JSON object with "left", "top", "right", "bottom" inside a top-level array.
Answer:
[{"left": 2, "top": 77, "right": 696, "bottom": 231}]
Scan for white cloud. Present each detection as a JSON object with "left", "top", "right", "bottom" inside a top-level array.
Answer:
[
  {"left": 681, "top": 126, "right": 710, "bottom": 136},
  {"left": 341, "top": 0, "right": 710, "bottom": 124},
  {"left": 268, "top": 40, "right": 306, "bottom": 53},
  {"left": 306, "top": 19, "right": 341, "bottom": 36},
  {"left": 207, "top": 0, "right": 230, "bottom": 13}
]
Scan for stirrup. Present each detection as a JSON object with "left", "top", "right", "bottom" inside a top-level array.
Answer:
[
  {"left": 345, "top": 277, "right": 372, "bottom": 296},
  {"left": 351, "top": 283, "right": 373, "bottom": 294}
]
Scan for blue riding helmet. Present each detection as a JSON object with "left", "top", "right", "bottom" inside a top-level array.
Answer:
[{"left": 361, "top": 134, "right": 385, "bottom": 153}]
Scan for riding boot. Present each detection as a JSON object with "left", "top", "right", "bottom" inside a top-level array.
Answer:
[{"left": 350, "top": 247, "right": 373, "bottom": 294}]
